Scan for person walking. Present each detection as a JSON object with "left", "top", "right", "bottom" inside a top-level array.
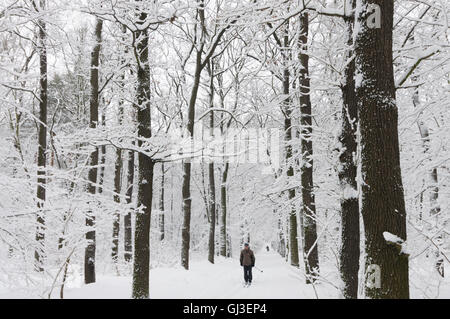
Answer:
[{"left": 240, "top": 243, "right": 255, "bottom": 286}]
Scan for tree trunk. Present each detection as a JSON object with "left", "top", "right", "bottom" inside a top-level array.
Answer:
[
  {"left": 181, "top": 47, "right": 202, "bottom": 270},
  {"left": 220, "top": 162, "right": 229, "bottom": 257},
  {"left": 84, "top": 17, "right": 103, "bottom": 285},
  {"left": 132, "top": 11, "right": 154, "bottom": 299},
  {"left": 112, "top": 100, "right": 124, "bottom": 262},
  {"left": 282, "top": 23, "right": 299, "bottom": 268},
  {"left": 35, "top": 0, "right": 47, "bottom": 272},
  {"left": 124, "top": 145, "right": 135, "bottom": 262},
  {"left": 338, "top": 0, "right": 360, "bottom": 299},
  {"left": 298, "top": 12, "right": 319, "bottom": 283},
  {"left": 277, "top": 215, "right": 286, "bottom": 258},
  {"left": 355, "top": 0, "right": 409, "bottom": 298},
  {"left": 207, "top": 64, "right": 217, "bottom": 264},
  {"left": 159, "top": 163, "right": 165, "bottom": 241},
  {"left": 112, "top": 146, "right": 122, "bottom": 262},
  {"left": 97, "top": 111, "right": 106, "bottom": 194}
]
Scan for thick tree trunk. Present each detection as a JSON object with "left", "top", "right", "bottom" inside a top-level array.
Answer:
[
  {"left": 219, "top": 162, "right": 229, "bottom": 257},
  {"left": 159, "top": 163, "right": 165, "bottom": 241},
  {"left": 298, "top": 12, "right": 319, "bottom": 283},
  {"left": 84, "top": 18, "right": 103, "bottom": 285},
  {"left": 35, "top": 0, "right": 47, "bottom": 272},
  {"left": 355, "top": 0, "right": 409, "bottom": 298},
  {"left": 132, "top": 11, "right": 154, "bottom": 299},
  {"left": 338, "top": 1, "right": 360, "bottom": 299}
]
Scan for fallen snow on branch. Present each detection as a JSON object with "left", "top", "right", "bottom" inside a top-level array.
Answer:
[
  {"left": 383, "top": 231, "right": 410, "bottom": 255},
  {"left": 383, "top": 231, "right": 403, "bottom": 244}
]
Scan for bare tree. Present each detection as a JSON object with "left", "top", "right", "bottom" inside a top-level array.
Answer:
[
  {"left": 132, "top": 8, "right": 155, "bottom": 298},
  {"left": 34, "top": 0, "right": 47, "bottom": 272},
  {"left": 298, "top": 11, "right": 319, "bottom": 283},
  {"left": 84, "top": 17, "right": 103, "bottom": 285}
]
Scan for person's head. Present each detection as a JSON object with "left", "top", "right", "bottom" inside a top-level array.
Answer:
[{"left": 244, "top": 243, "right": 249, "bottom": 250}]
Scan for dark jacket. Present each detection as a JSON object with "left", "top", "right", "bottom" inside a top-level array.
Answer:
[{"left": 240, "top": 248, "right": 255, "bottom": 267}]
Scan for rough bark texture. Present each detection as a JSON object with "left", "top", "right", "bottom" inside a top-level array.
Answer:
[
  {"left": 299, "top": 12, "right": 319, "bottom": 283},
  {"left": 355, "top": 0, "right": 409, "bottom": 299},
  {"left": 84, "top": 18, "right": 103, "bottom": 284},
  {"left": 132, "top": 11, "right": 154, "bottom": 299},
  {"left": 338, "top": 1, "right": 360, "bottom": 299},
  {"left": 35, "top": 0, "right": 47, "bottom": 272}
]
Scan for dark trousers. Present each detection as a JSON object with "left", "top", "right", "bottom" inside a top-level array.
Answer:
[{"left": 243, "top": 265, "right": 253, "bottom": 283}]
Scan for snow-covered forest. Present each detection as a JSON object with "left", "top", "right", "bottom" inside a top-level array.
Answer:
[{"left": 0, "top": 0, "right": 448, "bottom": 299}]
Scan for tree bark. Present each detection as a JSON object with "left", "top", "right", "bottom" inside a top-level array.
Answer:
[
  {"left": 34, "top": 0, "right": 47, "bottom": 272},
  {"left": 207, "top": 63, "right": 217, "bottom": 264},
  {"left": 298, "top": 12, "right": 319, "bottom": 283},
  {"left": 112, "top": 103, "right": 124, "bottom": 262},
  {"left": 159, "top": 163, "right": 165, "bottom": 241},
  {"left": 219, "top": 162, "right": 229, "bottom": 257},
  {"left": 355, "top": 0, "right": 409, "bottom": 298},
  {"left": 97, "top": 111, "right": 106, "bottom": 194},
  {"left": 112, "top": 145, "right": 122, "bottom": 262},
  {"left": 281, "top": 23, "right": 299, "bottom": 268},
  {"left": 338, "top": 0, "right": 360, "bottom": 299},
  {"left": 132, "top": 10, "right": 154, "bottom": 299},
  {"left": 124, "top": 145, "right": 135, "bottom": 262},
  {"left": 180, "top": 49, "right": 202, "bottom": 269},
  {"left": 84, "top": 17, "right": 103, "bottom": 284}
]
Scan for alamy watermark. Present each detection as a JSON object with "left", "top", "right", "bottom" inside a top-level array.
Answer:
[
  {"left": 365, "top": 4, "right": 381, "bottom": 29},
  {"left": 366, "top": 264, "right": 381, "bottom": 289},
  {"left": 164, "top": 122, "right": 281, "bottom": 174}
]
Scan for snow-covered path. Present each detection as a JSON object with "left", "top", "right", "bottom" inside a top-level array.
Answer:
[{"left": 60, "top": 249, "right": 337, "bottom": 299}]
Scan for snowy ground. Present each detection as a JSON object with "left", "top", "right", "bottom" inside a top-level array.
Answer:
[
  {"left": 61, "top": 249, "right": 338, "bottom": 299},
  {"left": 2, "top": 248, "right": 448, "bottom": 298}
]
